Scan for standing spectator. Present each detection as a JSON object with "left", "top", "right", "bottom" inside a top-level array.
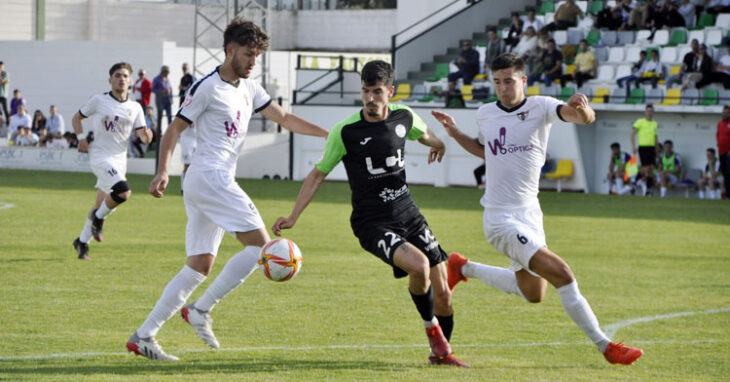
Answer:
[
  {"left": 606, "top": 142, "right": 632, "bottom": 195},
  {"left": 522, "top": 10, "right": 543, "bottom": 32},
  {"left": 698, "top": 148, "right": 722, "bottom": 199},
  {"left": 658, "top": 140, "right": 683, "bottom": 198},
  {"left": 133, "top": 69, "right": 152, "bottom": 111},
  {"left": 46, "top": 105, "right": 65, "bottom": 138},
  {"left": 631, "top": 104, "right": 659, "bottom": 196},
  {"left": 560, "top": 40, "right": 596, "bottom": 88},
  {"left": 666, "top": 39, "right": 699, "bottom": 88},
  {"left": 31, "top": 109, "right": 46, "bottom": 136},
  {"left": 717, "top": 105, "right": 730, "bottom": 199},
  {"left": 483, "top": 27, "right": 506, "bottom": 76},
  {"left": 446, "top": 39, "right": 480, "bottom": 96},
  {"left": 152, "top": 65, "right": 173, "bottom": 130},
  {"left": 178, "top": 63, "right": 195, "bottom": 109},
  {"left": 0, "top": 61, "right": 8, "bottom": 122},
  {"left": 504, "top": 12, "right": 523, "bottom": 50},
  {"left": 527, "top": 38, "right": 563, "bottom": 87},
  {"left": 696, "top": 43, "right": 730, "bottom": 89},
  {"left": 8, "top": 104, "right": 31, "bottom": 142},
  {"left": 543, "top": 0, "right": 583, "bottom": 31},
  {"left": 678, "top": 0, "right": 696, "bottom": 28},
  {"left": 10, "top": 89, "right": 25, "bottom": 116}
]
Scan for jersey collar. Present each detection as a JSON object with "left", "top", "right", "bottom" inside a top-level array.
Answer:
[
  {"left": 496, "top": 98, "right": 527, "bottom": 113},
  {"left": 107, "top": 92, "right": 128, "bottom": 103}
]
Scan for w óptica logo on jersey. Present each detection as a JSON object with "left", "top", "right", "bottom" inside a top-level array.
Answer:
[
  {"left": 487, "top": 126, "right": 535, "bottom": 156},
  {"left": 103, "top": 115, "right": 120, "bottom": 132},
  {"left": 224, "top": 110, "right": 242, "bottom": 138}
]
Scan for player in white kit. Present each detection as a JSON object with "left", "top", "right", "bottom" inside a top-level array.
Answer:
[
  {"left": 431, "top": 53, "right": 644, "bottom": 365},
  {"left": 71, "top": 62, "right": 153, "bottom": 260},
  {"left": 125, "top": 18, "right": 328, "bottom": 361}
]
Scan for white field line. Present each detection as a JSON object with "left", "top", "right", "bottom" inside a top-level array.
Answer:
[
  {"left": 602, "top": 307, "right": 730, "bottom": 338},
  {"left": 0, "top": 201, "right": 15, "bottom": 210}
]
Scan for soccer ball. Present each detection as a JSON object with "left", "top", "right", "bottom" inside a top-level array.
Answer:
[{"left": 258, "top": 238, "right": 303, "bottom": 282}]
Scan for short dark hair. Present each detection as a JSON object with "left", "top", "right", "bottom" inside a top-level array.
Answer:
[
  {"left": 610, "top": 142, "right": 620, "bottom": 149},
  {"left": 708, "top": 148, "right": 716, "bottom": 154},
  {"left": 664, "top": 139, "right": 673, "bottom": 146},
  {"left": 646, "top": 103, "right": 654, "bottom": 109},
  {"left": 724, "top": 105, "right": 730, "bottom": 110},
  {"left": 490, "top": 52, "right": 526, "bottom": 73},
  {"left": 109, "top": 62, "right": 132, "bottom": 76},
  {"left": 223, "top": 17, "right": 269, "bottom": 52},
  {"left": 0, "top": 61, "right": 3, "bottom": 65},
  {"left": 361, "top": 60, "right": 394, "bottom": 87},
  {"left": 487, "top": 26, "right": 498, "bottom": 33},
  {"left": 580, "top": 39, "right": 588, "bottom": 44},
  {"left": 547, "top": 38, "right": 556, "bottom": 44}
]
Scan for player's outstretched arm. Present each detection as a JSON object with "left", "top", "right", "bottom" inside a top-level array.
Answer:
[
  {"left": 560, "top": 93, "right": 596, "bottom": 125},
  {"left": 417, "top": 128, "right": 445, "bottom": 163},
  {"left": 260, "top": 102, "right": 328, "bottom": 138},
  {"left": 71, "top": 112, "right": 89, "bottom": 153},
  {"left": 272, "top": 168, "right": 327, "bottom": 236},
  {"left": 431, "top": 110, "right": 485, "bottom": 159},
  {"left": 149, "top": 117, "right": 188, "bottom": 198}
]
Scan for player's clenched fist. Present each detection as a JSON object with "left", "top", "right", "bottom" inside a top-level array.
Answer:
[
  {"left": 149, "top": 174, "right": 168, "bottom": 198},
  {"left": 272, "top": 216, "right": 295, "bottom": 236}
]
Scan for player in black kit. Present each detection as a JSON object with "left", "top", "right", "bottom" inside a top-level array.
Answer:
[{"left": 272, "top": 60, "right": 469, "bottom": 367}]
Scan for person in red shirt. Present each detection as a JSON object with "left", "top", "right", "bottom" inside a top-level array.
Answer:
[
  {"left": 717, "top": 105, "right": 730, "bottom": 199},
  {"left": 132, "top": 69, "right": 152, "bottom": 111}
]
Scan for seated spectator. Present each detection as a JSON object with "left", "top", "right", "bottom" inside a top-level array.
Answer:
[
  {"left": 46, "top": 105, "right": 65, "bottom": 138},
  {"left": 8, "top": 104, "right": 31, "bottom": 141},
  {"left": 14, "top": 126, "right": 39, "bottom": 147},
  {"left": 683, "top": 43, "right": 713, "bottom": 89},
  {"left": 667, "top": 39, "right": 699, "bottom": 88},
  {"left": 483, "top": 27, "right": 506, "bottom": 76},
  {"left": 616, "top": 50, "right": 647, "bottom": 89},
  {"left": 542, "top": 0, "right": 583, "bottom": 31},
  {"left": 658, "top": 139, "right": 683, "bottom": 198},
  {"left": 514, "top": 26, "right": 538, "bottom": 61},
  {"left": 657, "top": 1, "right": 686, "bottom": 28},
  {"left": 522, "top": 10, "right": 543, "bottom": 32},
  {"left": 698, "top": 148, "right": 722, "bottom": 199},
  {"left": 678, "top": 0, "right": 696, "bottom": 28},
  {"left": 635, "top": 50, "right": 663, "bottom": 88},
  {"left": 561, "top": 40, "right": 596, "bottom": 88},
  {"left": 31, "top": 109, "right": 46, "bottom": 136},
  {"left": 607, "top": 142, "right": 632, "bottom": 195},
  {"left": 696, "top": 43, "right": 730, "bottom": 89},
  {"left": 527, "top": 38, "right": 563, "bottom": 87},
  {"left": 706, "top": 0, "right": 730, "bottom": 14},
  {"left": 63, "top": 132, "right": 79, "bottom": 149},
  {"left": 42, "top": 132, "right": 67, "bottom": 149},
  {"left": 596, "top": 3, "right": 624, "bottom": 30},
  {"left": 446, "top": 39, "right": 480, "bottom": 96},
  {"left": 9, "top": 89, "right": 25, "bottom": 117},
  {"left": 504, "top": 12, "right": 523, "bottom": 50}
]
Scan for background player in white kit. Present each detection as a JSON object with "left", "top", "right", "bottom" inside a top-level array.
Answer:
[
  {"left": 71, "top": 62, "right": 153, "bottom": 260},
  {"left": 126, "top": 18, "right": 328, "bottom": 361},
  {"left": 431, "top": 53, "right": 644, "bottom": 365}
]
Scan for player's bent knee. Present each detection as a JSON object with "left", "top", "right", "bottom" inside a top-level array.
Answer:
[{"left": 110, "top": 181, "right": 131, "bottom": 203}]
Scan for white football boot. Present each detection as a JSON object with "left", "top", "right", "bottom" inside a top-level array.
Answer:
[
  {"left": 126, "top": 333, "right": 179, "bottom": 361},
  {"left": 181, "top": 303, "right": 220, "bottom": 348}
]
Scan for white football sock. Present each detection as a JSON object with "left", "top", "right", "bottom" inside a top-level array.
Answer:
[
  {"left": 614, "top": 178, "right": 624, "bottom": 190},
  {"left": 194, "top": 246, "right": 260, "bottom": 313},
  {"left": 660, "top": 186, "right": 667, "bottom": 198},
  {"left": 95, "top": 200, "right": 115, "bottom": 219},
  {"left": 698, "top": 190, "right": 705, "bottom": 199},
  {"left": 136, "top": 265, "right": 206, "bottom": 338},
  {"left": 462, "top": 261, "right": 527, "bottom": 301},
  {"left": 79, "top": 218, "right": 93, "bottom": 243},
  {"left": 556, "top": 281, "right": 611, "bottom": 353},
  {"left": 618, "top": 184, "right": 633, "bottom": 195}
]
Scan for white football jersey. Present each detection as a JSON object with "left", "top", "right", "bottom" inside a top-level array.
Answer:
[
  {"left": 177, "top": 68, "right": 271, "bottom": 173},
  {"left": 476, "top": 96, "right": 565, "bottom": 208},
  {"left": 79, "top": 93, "right": 145, "bottom": 163}
]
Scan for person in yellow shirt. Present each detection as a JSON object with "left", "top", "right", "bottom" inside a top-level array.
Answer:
[
  {"left": 630, "top": 104, "right": 659, "bottom": 196},
  {"left": 561, "top": 40, "right": 597, "bottom": 88}
]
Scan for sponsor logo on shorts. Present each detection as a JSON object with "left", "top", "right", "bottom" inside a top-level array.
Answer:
[{"left": 419, "top": 228, "right": 439, "bottom": 251}]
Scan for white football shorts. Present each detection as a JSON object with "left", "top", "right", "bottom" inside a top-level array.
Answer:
[
  {"left": 90, "top": 156, "right": 127, "bottom": 193},
  {"left": 482, "top": 201, "right": 546, "bottom": 276},
  {"left": 183, "top": 169, "right": 265, "bottom": 256}
]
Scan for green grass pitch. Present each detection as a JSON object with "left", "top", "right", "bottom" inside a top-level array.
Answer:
[{"left": 0, "top": 168, "right": 729, "bottom": 381}]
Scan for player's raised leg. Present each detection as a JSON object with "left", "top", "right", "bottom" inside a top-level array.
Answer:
[{"left": 73, "top": 190, "right": 105, "bottom": 260}]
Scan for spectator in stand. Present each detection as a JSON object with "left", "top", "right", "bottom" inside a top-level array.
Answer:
[
  {"left": 14, "top": 126, "right": 39, "bottom": 147},
  {"left": 10, "top": 89, "right": 25, "bottom": 116},
  {"left": 522, "top": 10, "right": 543, "bottom": 32},
  {"left": 527, "top": 38, "right": 563, "bottom": 87},
  {"left": 474, "top": 163, "right": 485, "bottom": 189},
  {"left": 446, "top": 39, "right": 480, "bottom": 96},
  {"left": 542, "top": 0, "right": 583, "bottom": 32},
  {"left": 133, "top": 69, "right": 152, "bottom": 111},
  {"left": 717, "top": 105, "right": 730, "bottom": 199},
  {"left": 0, "top": 61, "right": 8, "bottom": 122},
  {"left": 178, "top": 63, "right": 195, "bottom": 109},
  {"left": 658, "top": 140, "right": 683, "bottom": 198},
  {"left": 31, "top": 109, "right": 46, "bottom": 136},
  {"left": 46, "top": 105, "right": 65, "bottom": 138},
  {"left": 561, "top": 40, "right": 596, "bottom": 88},
  {"left": 635, "top": 50, "right": 663, "bottom": 88},
  {"left": 698, "top": 148, "right": 722, "bottom": 199},
  {"left": 607, "top": 142, "right": 632, "bottom": 195},
  {"left": 0, "top": 114, "right": 6, "bottom": 139},
  {"left": 666, "top": 39, "right": 699, "bottom": 88},
  {"left": 684, "top": 43, "right": 713, "bottom": 89},
  {"left": 42, "top": 132, "right": 68, "bottom": 149},
  {"left": 483, "top": 27, "right": 505, "bottom": 77},
  {"left": 631, "top": 104, "right": 659, "bottom": 196},
  {"left": 504, "top": 12, "right": 523, "bottom": 50},
  {"left": 618, "top": 0, "right": 634, "bottom": 27},
  {"left": 617, "top": 50, "right": 647, "bottom": 91},
  {"left": 657, "top": 1, "right": 687, "bottom": 28},
  {"left": 706, "top": 0, "right": 730, "bottom": 14},
  {"left": 63, "top": 131, "right": 79, "bottom": 149},
  {"left": 696, "top": 43, "right": 730, "bottom": 89},
  {"left": 514, "top": 26, "right": 538, "bottom": 63},
  {"left": 131, "top": 106, "right": 157, "bottom": 158},
  {"left": 8, "top": 104, "right": 31, "bottom": 142},
  {"left": 152, "top": 65, "right": 173, "bottom": 129},
  {"left": 678, "top": 0, "right": 696, "bottom": 28},
  {"left": 596, "top": 2, "right": 624, "bottom": 30}
]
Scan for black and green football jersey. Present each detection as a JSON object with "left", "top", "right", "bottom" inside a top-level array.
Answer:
[{"left": 316, "top": 104, "right": 427, "bottom": 217}]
